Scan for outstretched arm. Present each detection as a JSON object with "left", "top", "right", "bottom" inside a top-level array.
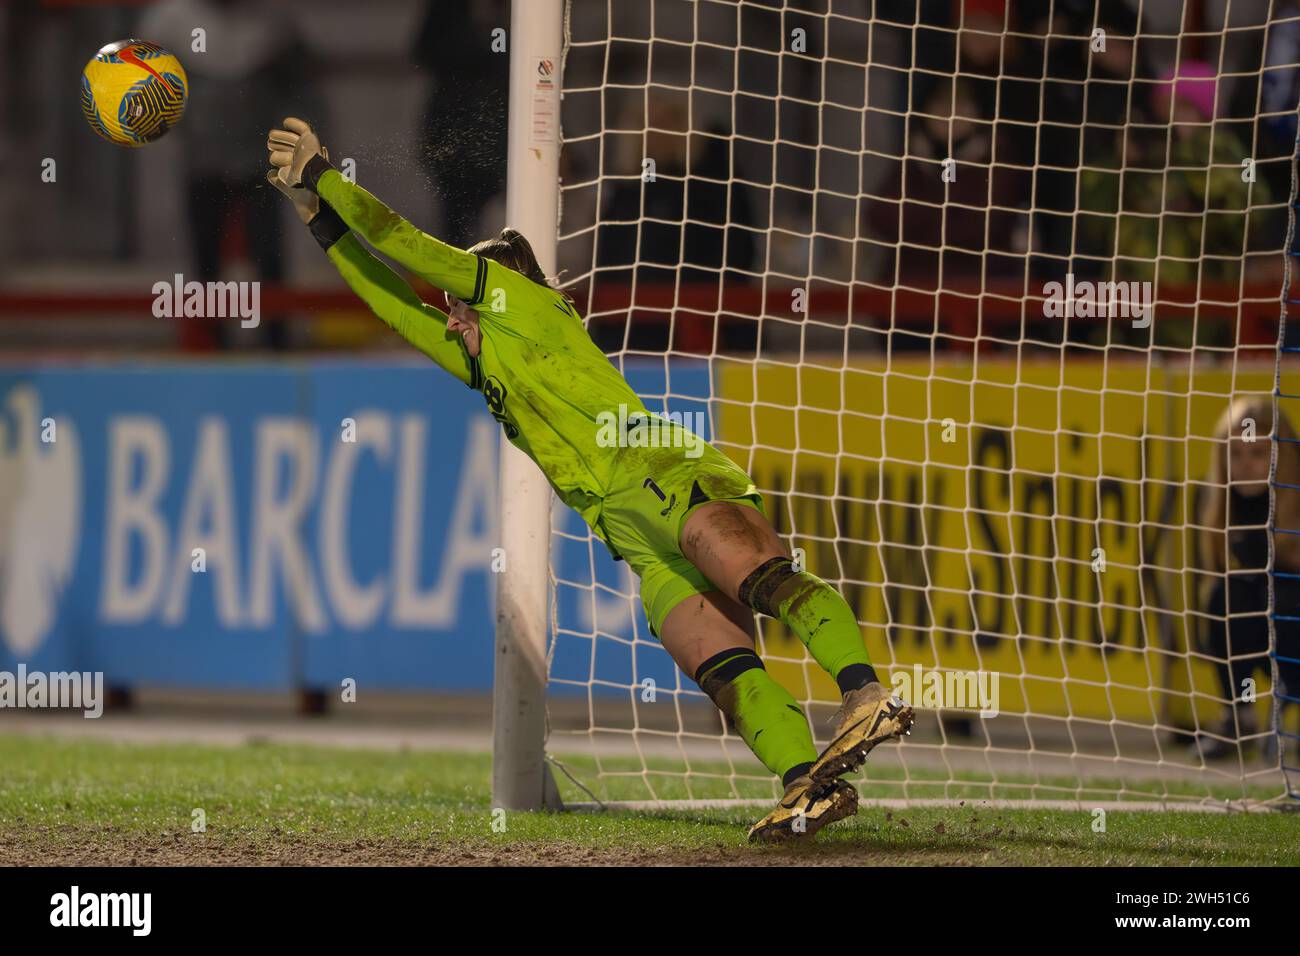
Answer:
[
  {"left": 269, "top": 116, "right": 487, "bottom": 303},
  {"left": 325, "top": 230, "right": 473, "bottom": 386},
  {"left": 306, "top": 160, "right": 485, "bottom": 305},
  {"left": 265, "top": 166, "right": 473, "bottom": 386}
]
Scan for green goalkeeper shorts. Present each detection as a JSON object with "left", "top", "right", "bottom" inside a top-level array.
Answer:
[{"left": 595, "top": 426, "right": 765, "bottom": 638}]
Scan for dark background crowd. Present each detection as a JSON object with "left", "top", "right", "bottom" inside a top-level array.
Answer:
[{"left": 0, "top": 0, "right": 1296, "bottom": 357}]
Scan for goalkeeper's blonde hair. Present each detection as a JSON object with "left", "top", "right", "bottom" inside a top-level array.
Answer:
[
  {"left": 469, "top": 228, "right": 550, "bottom": 287},
  {"left": 468, "top": 228, "right": 576, "bottom": 309}
]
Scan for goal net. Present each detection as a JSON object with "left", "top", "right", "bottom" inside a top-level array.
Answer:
[{"left": 542, "top": 0, "right": 1300, "bottom": 811}]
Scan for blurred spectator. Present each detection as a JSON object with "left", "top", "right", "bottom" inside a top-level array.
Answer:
[
  {"left": 412, "top": 0, "right": 510, "bottom": 250},
  {"left": 1132, "top": 63, "right": 1262, "bottom": 286},
  {"left": 1019, "top": 4, "right": 1156, "bottom": 284},
  {"left": 591, "top": 91, "right": 759, "bottom": 352},
  {"left": 1260, "top": 0, "right": 1300, "bottom": 154},
  {"left": 1004, "top": 1, "right": 1087, "bottom": 280},
  {"left": 1193, "top": 397, "right": 1300, "bottom": 760},
  {"left": 865, "top": 76, "right": 1031, "bottom": 286},
  {"left": 1072, "top": 5, "right": 1160, "bottom": 279},
  {"left": 956, "top": 0, "right": 1007, "bottom": 84},
  {"left": 595, "top": 92, "right": 757, "bottom": 287},
  {"left": 1077, "top": 61, "right": 1270, "bottom": 348},
  {"left": 141, "top": 0, "right": 321, "bottom": 351},
  {"left": 1255, "top": 0, "right": 1300, "bottom": 351}
]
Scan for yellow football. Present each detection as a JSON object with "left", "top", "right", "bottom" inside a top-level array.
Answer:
[{"left": 80, "top": 39, "right": 187, "bottom": 147}]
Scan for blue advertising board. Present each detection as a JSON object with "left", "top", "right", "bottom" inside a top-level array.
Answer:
[{"left": 0, "top": 359, "right": 712, "bottom": 693}]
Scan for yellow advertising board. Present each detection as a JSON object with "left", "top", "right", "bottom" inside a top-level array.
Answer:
[{"left": 715, "top": 357, "right": 1276, "bottom": 727}]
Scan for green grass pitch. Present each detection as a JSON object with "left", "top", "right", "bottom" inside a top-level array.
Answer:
[{"left": 0, "top": 735, "right": 1295, "bottom": 866}]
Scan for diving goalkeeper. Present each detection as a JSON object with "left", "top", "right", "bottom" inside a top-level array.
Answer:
[{"left": 267, "top": 118, "right": 913, "bottom": 841}]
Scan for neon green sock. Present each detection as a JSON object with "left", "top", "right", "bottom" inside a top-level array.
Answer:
[
  {"left": 741, "top": 560, "right": 874, "bottom": 688},
  {"left": 695, "top": 650, "right": 817, "bottom": 781}
]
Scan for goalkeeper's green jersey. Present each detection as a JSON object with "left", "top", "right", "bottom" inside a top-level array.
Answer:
[{"left": 315, "top": 167, "right": 651, "bottom": 529}]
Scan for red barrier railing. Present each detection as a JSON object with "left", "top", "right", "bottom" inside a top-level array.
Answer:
[{"left": 0, "top": 278, "right": 1285, "bottom": 353}]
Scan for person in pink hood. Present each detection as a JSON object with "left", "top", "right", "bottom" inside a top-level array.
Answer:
[
  {"left": 1153, "top": 61, "right": 1220, "bottom": 130},
  {"left": 1080, "top": 58, "right": 1268, "bottom": 332}
]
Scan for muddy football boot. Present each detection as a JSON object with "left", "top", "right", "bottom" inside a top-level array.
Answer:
[
  {"left": 807, "top": 682, "right": 914, "bottom": 790},
  {"left": 746, "top": 775, "right": 859, "bottom": 843}
]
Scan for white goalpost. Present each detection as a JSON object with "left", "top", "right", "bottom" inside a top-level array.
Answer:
[
  {"left": 491, "top": 0, "right": 565, "bottom": 812},
  {"left": 495, "top": 0, "right": 1300, "bottom": 813}
]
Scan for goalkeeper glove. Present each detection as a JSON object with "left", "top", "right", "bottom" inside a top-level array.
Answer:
[
  {"left": 267, "top": 119, "right": 348, "bottom": 248},
  {"left": 268, "top": 116, "right": 326, "bottom": 189},
  {"left": 265, "top": 146, "right": 329, "bottom": 224}
]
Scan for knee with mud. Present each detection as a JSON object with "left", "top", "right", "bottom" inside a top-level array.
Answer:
[{"left": 737, "top": 556, "right": 879, "bottom": 695}]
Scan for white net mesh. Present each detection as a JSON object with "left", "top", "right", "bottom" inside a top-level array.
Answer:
[{"left": 546, "top": 0, "right": 1300, "bottom": 809}]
